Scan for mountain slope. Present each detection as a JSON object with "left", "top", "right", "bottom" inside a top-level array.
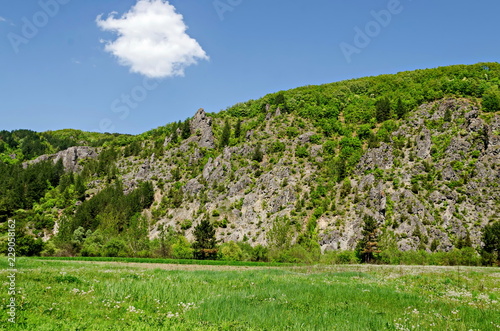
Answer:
[{"left": 1, "top": 63, "right": 499, "bottom": 261}]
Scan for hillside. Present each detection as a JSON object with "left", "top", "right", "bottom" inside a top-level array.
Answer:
[{"left": 1, "top": 63, "right": 499, "bottom": 264}]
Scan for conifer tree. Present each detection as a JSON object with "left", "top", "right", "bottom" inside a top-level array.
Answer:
[
  {"left": 234, "top": 118, "right": 242, "bottom": 138},
  {"left": 220, "top": 119, "right": 230, "bottom": 148},
  {"left": 375, "top": 97, "right": 391, "bottom": 122}
]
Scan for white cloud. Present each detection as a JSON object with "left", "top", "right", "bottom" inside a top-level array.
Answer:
[
  {"left": 0, "top": 16, "right": 6, "bottom": 22},
  {"left": 96, "top": 0, "right": 208, "bottom": 78}
]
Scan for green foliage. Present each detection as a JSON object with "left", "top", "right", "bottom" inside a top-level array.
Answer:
[
  {"left": 356, "top": 124, "right": 372, "bottom": 140},
  {"left": 395, "top": 97, "right": 408, "bottom": 119},
  {"left": 355, "top": 216, "right": 380, "bottom": 263},
  {"left": 444, "top": 107, "right": 452, "bottom": 122},
  {"left": 181, "top": 119, "right": 191, "bottom": 139},
  {"left": 376, "top": 97, "right": 391, "bottom": 122},
  {"left": 267, "top": 216, "right": 293, "bottom": 250},
  {"left": 269, "top": 141, "right": 286, "bottom": 153},
  {"left": 320, "top": 250, "right": 360, "bottom": 264},
  {"left": 63, "top": 181, "right": 154, "bottom": 240},
  {"left": 179, "top": 219, "right": 192, "bottom": 230},
  {"left": 295, "top": 145, "right": 309, "bottom": 158},
  {"left": 252, "top": 244, "right": 270, "bottom": 262},
  {"left": 80, "top": 230, "right": 106, "bottom": 257},
  {"left": 273, "top": 91, "right": 287, "bottom": 111},
  {"left": 481, "top": 221, "right": 500, "bottom": 265},
  {"left": 220, "top": 119, "right": 231, "bottom": 148},
  {"left": 0, "top": 159, "right": 64, "bottom": 221},
  {"left": 252, "top": 143, "right": 263, "bottom": 162},
  {"left": 171, "top": 236, "right": 194, "bottom": 259},
  {"left": 234, "top": 118, "right": 242, "bottom": 138},
  {"left": 0, "top": 229, "right": 44, "bottom": 256},
  {"left": 221, "top": 63, "right": 500, "bottom": 135},
  {"left": 0, "top": 129, "right": 129, "bottom": 163},
  {"left": 219, "top": 241, "right": 243, "bottom": 261},
  {"left": 323, "top": 140, "right": 337, "bottom": 155},
  {"left": 103, "top": 238, "right": 128, "bottom": 257},
  {"left": 193, "top": 219, "right": 217, "bottom": 259},
  {"left": 482, "top": 86, "right": 500, "bottom": 112}
]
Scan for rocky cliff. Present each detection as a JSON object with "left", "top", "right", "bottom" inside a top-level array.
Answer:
[{"left": 64, "top": 98, "right": 496, "bottom": 252}]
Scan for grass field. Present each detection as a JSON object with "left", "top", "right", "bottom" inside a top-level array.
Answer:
[{"left": 1, "top": 258, "right": 499, "bottom": 330}]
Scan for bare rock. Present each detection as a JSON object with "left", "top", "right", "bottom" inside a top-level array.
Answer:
[
  {"left": 26, "top": 146, "right": 98, "bottom": 172},
  {"left": 190, "top": 108, "right": 215, "bottom": 148}
]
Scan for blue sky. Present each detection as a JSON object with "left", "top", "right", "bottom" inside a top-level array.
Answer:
[{"left": 0, "top": 0, "right": 499, "bottom": 134}]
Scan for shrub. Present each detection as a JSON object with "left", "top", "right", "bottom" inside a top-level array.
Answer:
[
  {"left": 103, "top": 238, "right": 128, "bottom": 257},
  {"left": 171, "top": 236, "right": 193, "bottom": 259},
  {"left": 180, "top": 219, "right": 192, "bottom": 230},
  {"left": 482, "top": 86, "right": 500, "bottom": 112},
  {"left": 219, "top": 241, "right": 243, "bottom": 261},
  {"left": 269, "top": 141, "right": 286, "bottom": 153},
  {"left": 252, "top": 244, "right": 269, "bottom": 262},
  {"left": 295, "top": 146, "right": 309, "bottom": 158}
]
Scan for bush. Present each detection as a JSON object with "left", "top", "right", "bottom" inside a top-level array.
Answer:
[
  {"left": 219, "top": 241, "right": 243, "bottom": 261},
  {"left": 80, "top": 230, "right": 105, "bottom": 257},
  {"left": 252, "top": 244, "right": 269, "bottom": 262},
  {"left": 295, "top": 146, "right": 309, "bottom": 158},
  {"left": 171, "top": 236, "right": 193, "bottom": 259},
  {"left": 321, "top": 250, "right": 360, "bottom": 264},
  {"left": 269, "top": 141, "right": 286, "bottom": 153},
  {"left": 41, "top": 240, "right": 58, "bottom": 257},
  {"left": 180, "top": 219, "right": 192, "bottom": 230},
  {"left": 0, "top": 230, "right": 45, "bottom": 257},
  {"left": 323, "top": 140, "right": 337, "bottom": 155},
  {"left": 273, "top": 245, "right": 319, "bottom": 264},
  {"left": 482, "top": 86, "right": 500, "bottom": 112},
  {"left": 103, "top": 238, "right": 128, "bottom": 257}
]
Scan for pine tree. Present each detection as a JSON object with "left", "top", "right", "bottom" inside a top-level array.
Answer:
[
  {"left": 375, "top": 97, "right": 391, "bottom": 122},
  {"left": 171, "top": 127, "right": 178, "bottom": 143},
  {"left": 395, "top": 97, "right": 406, "bottom": 119},
  {"left": 181, "top": 119, "right": 191, "bottom": 139},
  {"left": 193, "top": 219, "right": 217, "bottom": 259},
  {"left": 234, "top": 118, "right": 242, "bottom": 138},
  {"left": 220, "top": 119, "right": 230, "bottom": 148},
  {"left": 355, "top": 216, "right": 380, "bottom": 263}
]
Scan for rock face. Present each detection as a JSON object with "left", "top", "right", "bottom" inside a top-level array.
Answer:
[
  {"left": 189, "top": 108, "right": 216, "bottom": 148},
  {"left": 37, "top": 99, "right": 500, "bottom": 253},
  {"left": 134, "top": 99, "right": 498, "bottom": 251},
  {"left": 26, "top": 146, "right": 98, "bottom": 171}
]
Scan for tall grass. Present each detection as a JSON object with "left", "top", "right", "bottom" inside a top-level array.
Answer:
[{"left": 0, "top": 258, "right": 498, "bottom": 330}]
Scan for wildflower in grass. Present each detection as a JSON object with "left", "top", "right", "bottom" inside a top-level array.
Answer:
[
  {"left": 167, "top": 312, "right": 179, "bottom": 318},
  {"left": 178, "top": 302, "right": 197, "bottom": 312},
  {"left": 127, "top": 306, "right": 144, "bottom": 314}
]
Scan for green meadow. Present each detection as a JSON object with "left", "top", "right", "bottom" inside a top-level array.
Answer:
[{"left": 1, "top": 258, "right": 499, "bottom": 330}]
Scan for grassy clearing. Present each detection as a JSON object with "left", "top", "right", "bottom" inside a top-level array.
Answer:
[{"left": 0, "top": 258, "right": 499, "bottom": 330}]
